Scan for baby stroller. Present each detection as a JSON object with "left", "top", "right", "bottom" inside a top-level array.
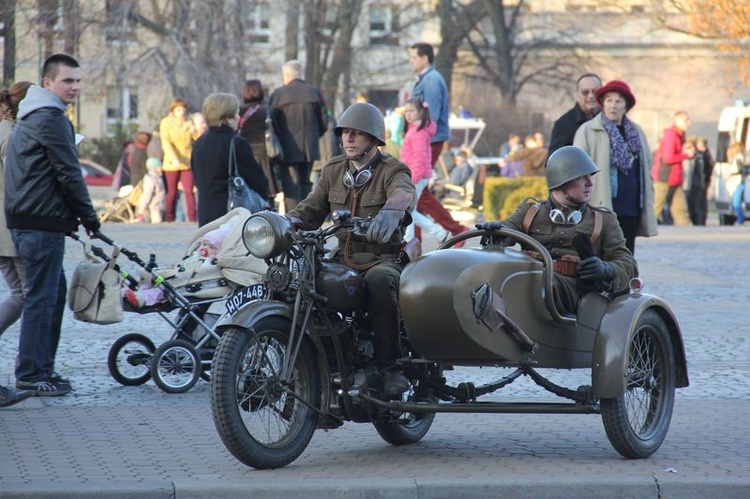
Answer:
[{"left": 69, "top": 208, "right": 267, "bottom": 393}]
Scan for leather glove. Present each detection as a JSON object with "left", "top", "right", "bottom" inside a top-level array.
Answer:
[
  {"left": 366, "top": 209, "right": 403, "bottom": 244},
  {"left": 578, "top": 256, "right": 614, "bottom": 282},
  {"left": 82, "top": 218, "right": 101, "bottom": 236},
  {"left": 475, "top": 221, "right": 504, "bottom": 231}
]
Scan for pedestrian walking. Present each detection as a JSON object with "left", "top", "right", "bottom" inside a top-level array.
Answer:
[
  {"left": 269, "top": 60, "right": 327, "bottom": 211},
  {"left": 5, "top": 54, "right": 100, "bottom": 396}
]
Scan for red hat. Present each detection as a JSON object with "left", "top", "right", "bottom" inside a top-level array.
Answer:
[{"left": 595, "top": 80, "right": 636, "bottom": 110}]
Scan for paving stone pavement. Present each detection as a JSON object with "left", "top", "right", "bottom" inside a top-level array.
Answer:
[{"left": 1, "top": 219, "right": 749, "bottom": 498}]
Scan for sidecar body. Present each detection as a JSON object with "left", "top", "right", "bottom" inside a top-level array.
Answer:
[{"left": 399, "top": 230, "right": 689, "bottom": 399}]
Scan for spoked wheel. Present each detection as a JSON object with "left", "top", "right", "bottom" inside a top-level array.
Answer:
[
  {"left": 150, "top": 339, "right": 202, "bottom": 393},
  {"left": 210, "top": 318, "right": 320, "bottom": 470},
  {"left": 108, "top": 333, "right": 155, "bottom": 386},
  {"left": 601, "top": 309, "right": 676, "bottom": 458},
  {"left": 373, "top": 363, "right": 438, "bottom": 445}
]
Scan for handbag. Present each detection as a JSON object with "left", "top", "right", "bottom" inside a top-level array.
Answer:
[
  {"left": 227, "top": 136, "right": 270, "bottom": 213},
  {"left": 67, "top": 243, "right": 124, "bottom": 325},
  {"left": 265, "top": 109, "right": 284, "bottom": 162}
]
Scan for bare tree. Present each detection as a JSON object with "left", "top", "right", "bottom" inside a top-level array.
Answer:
[
  {"left": 462, "top": 0, "right": 590, "bottom": 106},
  {"left": 654, "top": 0, "right": 750, "bottom": 87},
  {"left": 1, "top": 0, "right": 17, "bottom": 85},
  {"left": 434, "top": 0, "right": 485, "bottom": 93}
]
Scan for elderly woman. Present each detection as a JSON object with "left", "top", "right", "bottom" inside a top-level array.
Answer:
[
  {"left": 191, "top": 93, "right": 269, "bottom": 227},
  {"left": 573, "top": 79, "right": 657, "bottom": 254}
]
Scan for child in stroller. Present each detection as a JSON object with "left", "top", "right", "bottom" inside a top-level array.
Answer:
[{"left": 75, "top": 208, "right": 267, "bottom": 393}]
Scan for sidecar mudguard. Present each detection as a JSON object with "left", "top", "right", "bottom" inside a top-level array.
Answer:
[{"left": 592, "top": 293, "right": 689, "bottom": 398}]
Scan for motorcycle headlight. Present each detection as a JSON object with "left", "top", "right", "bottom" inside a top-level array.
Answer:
[{"left": 242, "top": 212, "right": 292, "bottom": 259}]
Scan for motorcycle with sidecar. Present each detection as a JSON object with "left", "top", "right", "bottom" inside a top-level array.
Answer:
[{"left": 209, "top": 210, "right": 689, "bottom": 470}]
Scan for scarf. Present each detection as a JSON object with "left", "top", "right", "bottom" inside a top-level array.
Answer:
[{"left": 600, "top": 113, "right": 641, "bottom": 174}]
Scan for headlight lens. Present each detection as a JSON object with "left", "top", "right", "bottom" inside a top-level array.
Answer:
[{"left": 242, "top": 212, "right": 291, "bottom": 259}]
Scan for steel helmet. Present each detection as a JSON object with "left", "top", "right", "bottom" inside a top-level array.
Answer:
[
  {"left": 334, "top": 102, "right": 386, "bottom": 146},
  {"left": 545, "top": 146, "right": 600, "bottom": 190}
]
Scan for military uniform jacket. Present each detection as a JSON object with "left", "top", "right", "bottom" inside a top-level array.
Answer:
[
  {"left": 503, "top": 198, "right": 637, "bottom": 293},
  {"left": 287, "top": 152, "right": 416, "bottom": 263}
]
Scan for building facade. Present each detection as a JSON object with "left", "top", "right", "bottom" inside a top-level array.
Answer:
[{"left": 2, "top": 0, "right": 745, "bottom": 161}]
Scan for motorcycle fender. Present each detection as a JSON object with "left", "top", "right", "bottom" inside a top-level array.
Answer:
[
  {"left": 215, "top": 300, "right": 294, "bottom": 330},
  {"left": 592, "top": 293, "right": 688, "bottom": 399},
  {"left": 215, "top": 300, "right": 333, "bottom": 423}
]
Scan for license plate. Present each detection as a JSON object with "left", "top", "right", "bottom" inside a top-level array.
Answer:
[{"left": 225, "top": 283, "right": 265, "bottom": 315}]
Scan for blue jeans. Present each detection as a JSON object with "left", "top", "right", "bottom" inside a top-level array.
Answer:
[
  {"left": 732, "top": 181, "right": 746, "bottom": 224},
  {"left": 11, "top": 229, "right": 66, "bottom": 382}
]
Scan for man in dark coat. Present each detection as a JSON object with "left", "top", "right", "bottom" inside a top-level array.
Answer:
[
  {"left": 269, "top": 60, "right": 327, "bottom": 211},
  {"left": 548, "top": 73, "right": 602, "bottom": 158}
]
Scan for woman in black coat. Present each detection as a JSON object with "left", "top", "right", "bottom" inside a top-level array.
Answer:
[
  {"left": 239, "top": 79, "right": 278, "bottom": 199},
  {"left": 191, "top": 93, "right": 269, "bottom": 227}
]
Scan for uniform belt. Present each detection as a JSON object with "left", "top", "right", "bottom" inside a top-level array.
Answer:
[
  {"left": 349, "top": 241, "right": 402, "bottom": 255},
  {"left": 523, "top": 250, "right": 580, "bottom": 278}
]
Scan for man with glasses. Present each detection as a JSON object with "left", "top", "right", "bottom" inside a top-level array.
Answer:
[
  {"left": 286, "top": 102, "right": 416, "bottom": 397},
  {"left": 478, "top": 146, "right": 636, "bottom": 314},
  {"left": 548, "top": 73, "right": 603, "bottom": 158}
]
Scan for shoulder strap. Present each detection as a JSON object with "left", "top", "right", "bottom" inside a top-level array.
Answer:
[
  {"left": 590, "top": 209, "right": 603, "bottom": 245},
  {"left": 522, "top": 203, "right": 541, "bottom": 234},
  {"left": 228, "top": 136, "right": 238, "bottom": 176},
  {"left": 238, "top": 104, "right": 260, "bottom": 130}
]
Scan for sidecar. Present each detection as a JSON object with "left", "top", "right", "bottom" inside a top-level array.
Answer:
[{"left": 397, "top": 227, "right": 689, "bottom": 459}]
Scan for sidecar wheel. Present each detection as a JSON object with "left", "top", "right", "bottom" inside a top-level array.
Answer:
[
  {"left": 601, "top": 309, "right": 676, "bottom": 458},
  {"left": 108, "top": 333, "right": 155, "bottom": 386},
  {"left": 210, "top": 320, "right": 320, "bottom": 470},
  {"left": 150, "top": 339, "right": 202, "bottom": 393},
  {"left": 373, "top": 370, "right": 436, "bottom": 445}
]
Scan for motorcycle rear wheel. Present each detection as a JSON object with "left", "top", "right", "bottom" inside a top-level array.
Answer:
[
  {"left": 211, "top": 319, "right": 320, "bottom": 469},
  {"left": 601, "top": 309, "right": 676, "bottom": 458},
  {"left": 374, "top": 365, "right": 437, "bottom": 445}
]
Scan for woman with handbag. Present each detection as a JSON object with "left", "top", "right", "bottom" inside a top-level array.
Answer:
[
  {"left": 191, "top": 93, "right": 269, "bottom": 227},
  {"left": 238, "top": 79, "right": 279, "bottom": 200}
]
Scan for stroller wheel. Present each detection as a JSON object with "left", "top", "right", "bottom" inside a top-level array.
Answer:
[
  {"left": 150, "top": 339, "right": 202, "bottom": 393},
  {"left": 108, "top": 333, "right": 156, "bottom": 386}
]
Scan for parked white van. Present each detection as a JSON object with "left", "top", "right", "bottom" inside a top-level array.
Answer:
[{"left": 713, "top": 102, "right": 750, "bottom": 225}]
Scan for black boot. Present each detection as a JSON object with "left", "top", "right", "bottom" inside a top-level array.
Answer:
[
  {"left": 381, "top": 368, "right": 409, "bottom": 398},
  {"left": 0, "top": 385, "right": 34, "bottom": 407}
]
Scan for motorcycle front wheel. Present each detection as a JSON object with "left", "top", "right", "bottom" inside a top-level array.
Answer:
[{"left": 210, "top": 318, "right": 320, "bottom": 470}]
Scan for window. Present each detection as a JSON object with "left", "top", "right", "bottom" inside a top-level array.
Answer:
[
  {"left": 106, "top": 87, "right": 138, "bottom": 127},
  {"left": 369, "top": 4, "right": 399, "bottom": 46},
  {"left": 245, "top": 1, "right": 270, "bottom": 45}
]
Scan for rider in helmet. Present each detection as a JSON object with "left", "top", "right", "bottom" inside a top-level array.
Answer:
[
  {"left": 286, "top": 102, "right": 417, "bottom": 397},
  {"left": 478, "top": 146, "right": 637, "bottom": 314}
]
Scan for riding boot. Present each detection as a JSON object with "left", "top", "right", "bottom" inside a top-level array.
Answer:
[{"left": 363, "top": 262, "right": 408, "bottom": 397}]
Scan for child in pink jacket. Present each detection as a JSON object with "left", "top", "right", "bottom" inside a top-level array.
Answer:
[{"left": 400, "top": 98, "right": 448, "bottom": 242}]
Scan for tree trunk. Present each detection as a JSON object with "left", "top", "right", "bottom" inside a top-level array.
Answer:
[
  {"left": 321, "top": 0, "right": 363, "bottom": 109},
  {"left": 1, "top": 0, "right": 16, "bottom": 86},
  {"left": 285, "top": 1, "right": 299, "bottom": 63}
]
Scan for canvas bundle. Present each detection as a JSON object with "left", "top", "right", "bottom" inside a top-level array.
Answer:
[{"left": 67, "top": 244, "right": 124, "bottom": 325}]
